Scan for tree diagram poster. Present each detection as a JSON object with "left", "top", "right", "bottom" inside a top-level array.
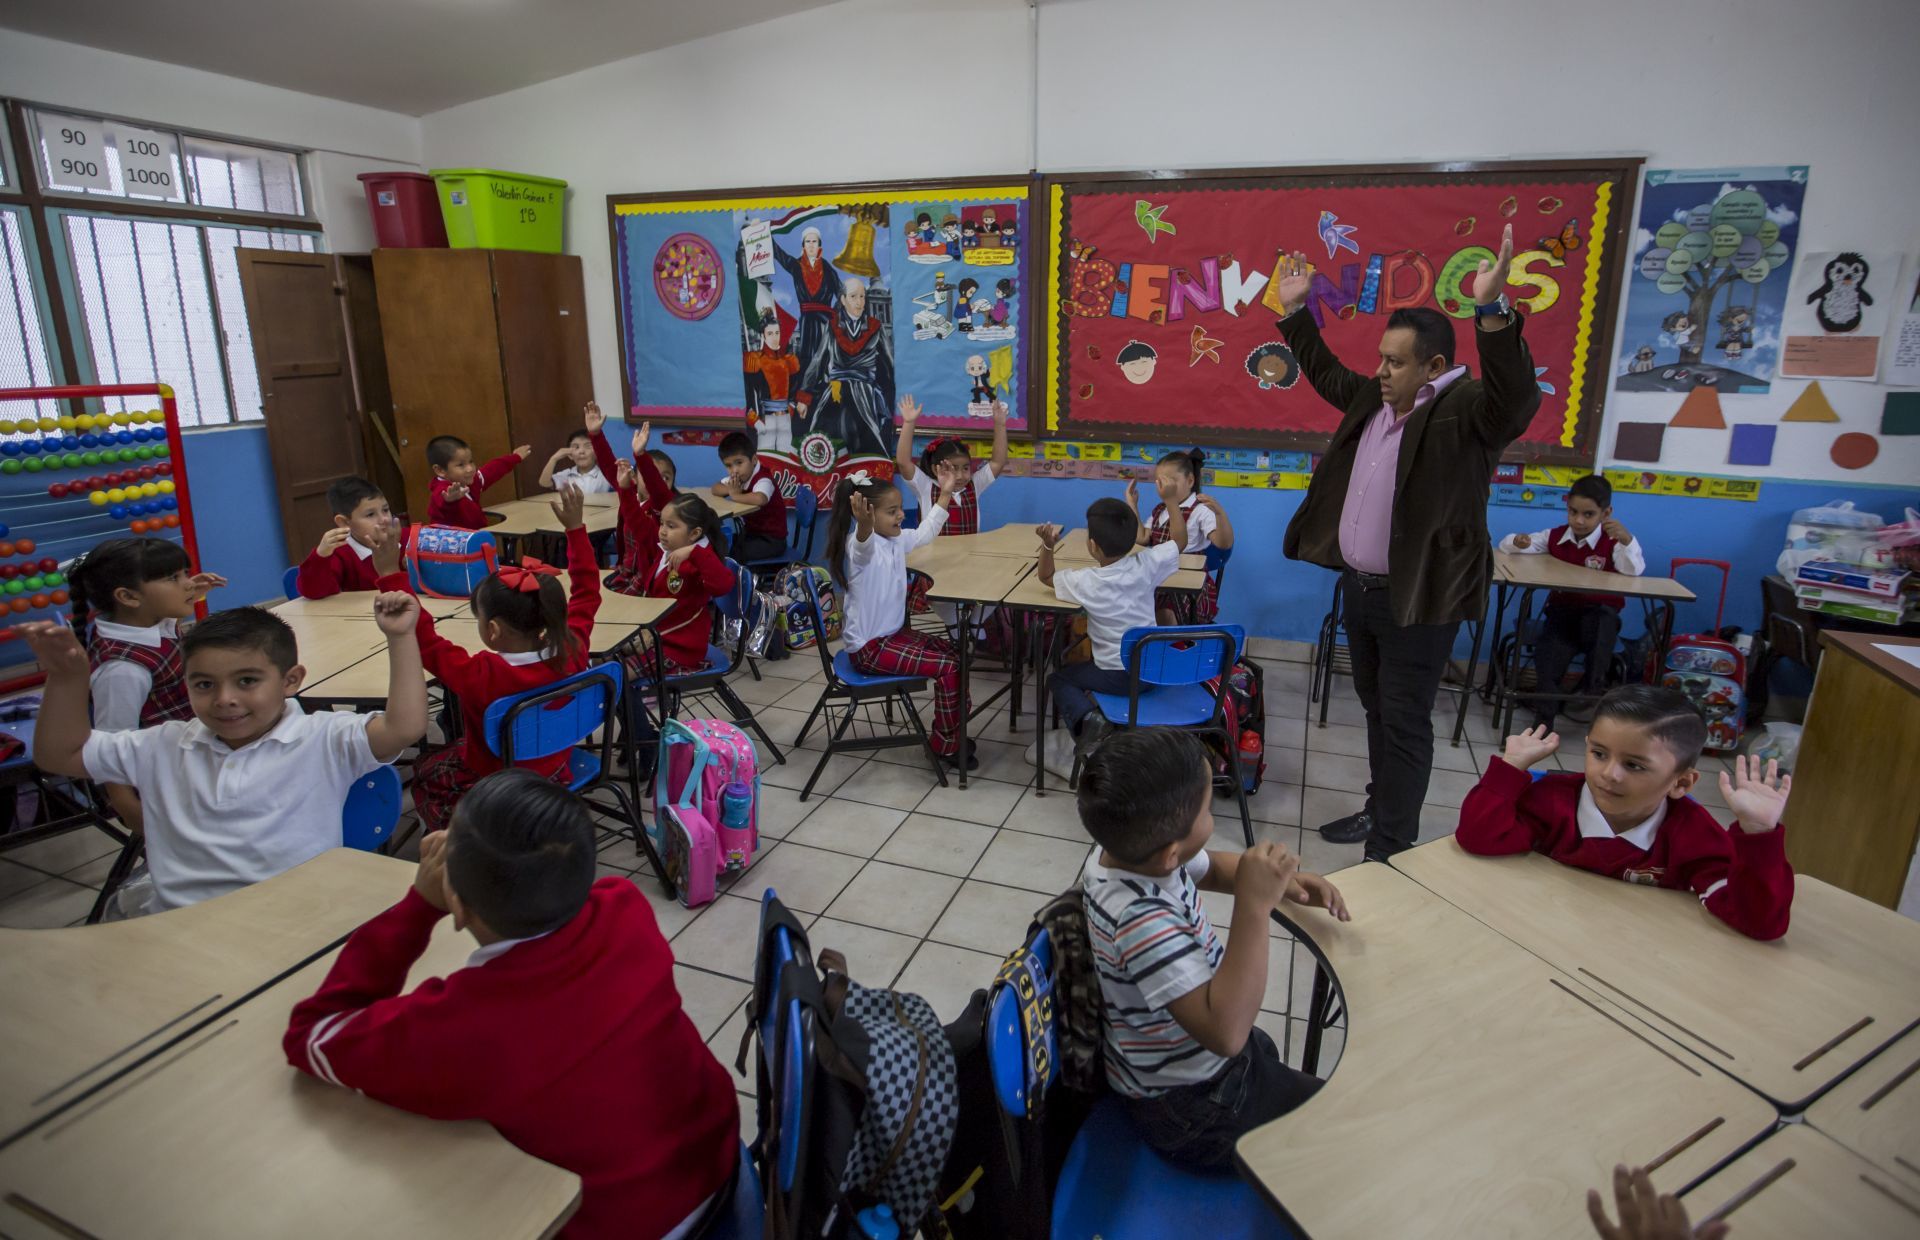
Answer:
[
  {"left": 1041, "top": 161, "right": 1638, "bottom": 463},
  {"left": 1616, "top": 166, "right": 1809, "bottom": 395},
  {"left": 609, "top": 178, "right": 1034, "bottom": 500}
]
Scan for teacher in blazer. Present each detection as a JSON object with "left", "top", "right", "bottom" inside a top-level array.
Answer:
[{"left": 1274, "top": 226, "right": 1540, "bottom": 861}]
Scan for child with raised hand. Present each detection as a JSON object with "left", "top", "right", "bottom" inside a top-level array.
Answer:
[
  {"left": 396, "top": 485, "right": 603, "bottom": 834},
  {"left": 284, "top": 770, "right": 740, "bottom": 1240},
  {"left": 297, "top": 477, "right": 401, "bottom": 599},
  {"left": 1079, "top": 728, "right": 1345, "bottom": 1168},
  {"left": 426, "top": 434, "right": 532, "bottom": 530},
  {"left": 24, "top": 595, "right": 425, "bottom": 913},
  {"left": 538, "top": 429, "right": 612, "bottom": 495},
  {"left": 1126, "top": 447, "right": 1233, "bottom": 623},
  {"left": 64, "top": 537, "right": 227, "bottom": 830},
  {"left": 581, "top": 401, "right": 678, "bottom": 516},
  {"left": 828, "top": 468, "right": 974, "bottom": 769},
  {"left": 1456, "top": 683, "right": 1794, "bottom": 940},
  {"left": 893, "top": 393, "right": 1010, "bottom": 536}
]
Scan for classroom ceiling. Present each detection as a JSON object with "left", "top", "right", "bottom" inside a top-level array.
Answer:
[{"left": 0, "top": 0, "right": 845, "bottom": 115}]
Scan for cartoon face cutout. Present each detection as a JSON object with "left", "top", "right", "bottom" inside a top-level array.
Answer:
[
  {"left": 1826, "top": 256, "right": 1867, "bottom": 287},
  {"left": 1116, "top": 340, "right": 1158, "bottom": 385},
  {"left": 965, "top": 354, "right": 988, "bottom": 378}
]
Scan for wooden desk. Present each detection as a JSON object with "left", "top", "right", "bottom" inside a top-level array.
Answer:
[
  {"left": 1236, "top": 863, "right": 1772, "bottom": 1239},
  {"left": 1679, "top": 1125, "right": 1920, "bottom": 1240},
  {"left": 482, "top": 496, "right": 620, "bottom": 538},
  {"left": 1785, "top": 632, "right": 1920, "bottom": 910},
  {"left": 0, "top": 850, "right": 409, "bottom": 1144},
  {"left": 903, "top": 544, "right": 1035, "bottom": 787},
  {"left": 1395, "top": 840, "right": 1920, "bottom": 1108},
  {"left": 697, "top": 490, "right": 756, "bottom": 520},
  {"left": 1049, "top": 527, "right": 1207, "bottom": 573},
  {"left": 273, "top": 592, "right": 468, "bottom": 620},
  {"left": 1808, "top": 1022, "right": 1920, "bottom": 1189},
  {"left": 275, "top": 613, "right": 391, "bottom": 689},
  {"left": 0, "top": 918, "right": 581, "bottom": 1239}
]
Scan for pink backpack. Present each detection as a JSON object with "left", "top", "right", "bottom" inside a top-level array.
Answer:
[{"left": 652, "top": 719, "right": 760, "bottom": 907}]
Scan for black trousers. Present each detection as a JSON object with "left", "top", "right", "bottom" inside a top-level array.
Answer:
[
  {"left": 1342, "top": 573, "right": 1461, "bottom": 860},
  {"left": 1126, "top": 1026, "right": 1321, "bottom": 1168},
  {"left": 729, "top": 530, "right": 787, "bottom": 564},
  {"left": 1530, "top": 602, "right": 1622, "bottom": 725}
]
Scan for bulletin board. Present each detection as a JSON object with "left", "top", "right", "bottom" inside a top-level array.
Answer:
[
  {"left": 607, "top": 176, "right": 1041, "bottom": 475},
  {"left": 1040, "top": 159, "right": 1641, "bottom": 464}
]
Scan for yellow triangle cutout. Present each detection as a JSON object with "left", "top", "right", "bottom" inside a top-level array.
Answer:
[{"left": 1781, "top": 382, "right": 1840, "bottom": 423}]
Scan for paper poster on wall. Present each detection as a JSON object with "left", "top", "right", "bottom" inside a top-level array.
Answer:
[
  {"left": 895, "top": 198, "right": 1023, "bottom": 432},
  {"left": 1778, "top": 249, "right": 1899, "bottom": 380},
  {"left": 1616, "top": 166, "right": 1807, "bottom": 395},
  {"left": 1883, "top": 256, "right": 1920, "bottom": 387}
]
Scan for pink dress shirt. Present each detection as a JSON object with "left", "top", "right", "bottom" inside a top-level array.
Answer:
[{"left": 1336, "top": 366, "right": 1467, "bottom": 575}]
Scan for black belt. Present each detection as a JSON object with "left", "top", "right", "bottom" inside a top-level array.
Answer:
[{"left": 1345, "top": 570, "right": 1390, "bottom": 590}]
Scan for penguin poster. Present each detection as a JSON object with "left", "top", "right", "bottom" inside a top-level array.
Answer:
[{"left": 1779, "top": 248, "right": 1901, "bottom": 380}]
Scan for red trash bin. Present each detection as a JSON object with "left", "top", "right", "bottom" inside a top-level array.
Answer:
[{"left": 357, "top": 172, "right": 448, "bottom": 248}]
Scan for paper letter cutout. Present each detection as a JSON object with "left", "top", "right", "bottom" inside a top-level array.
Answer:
[{"left": 1219, "top": 260, "right": 1268, "bottom": 317}]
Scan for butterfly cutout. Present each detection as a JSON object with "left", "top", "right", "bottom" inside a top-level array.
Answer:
[{"left": 1539, "top": 219, "right": 1582, "bottom": 261}]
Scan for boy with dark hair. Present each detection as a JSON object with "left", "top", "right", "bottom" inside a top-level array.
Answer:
[
  {"left": 427, "top": 434, "right": 531, "bottom": 530},
  {"left": 1457, "top": 685, "right": 1794, "bottom": 940},
  {"left": 296, "top": 476, "right": 403, "bottom": 599},
  {"left": 285, "top": 771, "right": 740, "bottom": 1240},
  {"left": 1499, "top": 473, "right": 1645, "bottom": 730},
  {"left": 20, "top": 601, "right": 427, "bottom": 912},
  {"left": 1026, "top": 497, "right": 1186, "bottom": 777},
  {"left": 538, "top": 429, "right": 612, "bottom": 495},
  {"left": 1079, "top": 728, "right": 1346, "bottom": 1168},
  {"left": 711, "top": 429, "right": 788, "bottom": 563}
]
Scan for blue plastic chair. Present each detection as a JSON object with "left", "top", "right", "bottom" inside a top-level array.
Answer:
[
  {"left": 986, "top": 930, "right": 1287, "bottom": 1239},
  {"left": 482, "top": 661, "right": 661, "bottom": 889},
  {"left": 743, "top": 486, "right": 820, "bottom": 579},
  {"left": 788, "top": 570, "right": 948, "bottom": 801},
  {"left": 281, "top": 565, "right": 300, "bottom": 599},
  {"left": 1077, "top": 624, "right": 1254, "bottom": 845},
  {"left": 645, "top": 557, "right": 784, "bottom": 765},
  {"left": 341, "top": 766, "right": 404, "bottom": 852}
]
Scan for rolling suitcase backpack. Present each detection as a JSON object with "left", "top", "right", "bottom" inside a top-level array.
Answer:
[
  {"left": 1658, "top": 558, "right": 1746, "bottom": 754},
  {"left": 652, "top": 719, "right": 760, "bottom": 907}
]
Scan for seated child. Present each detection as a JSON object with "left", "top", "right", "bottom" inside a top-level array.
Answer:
[
  {"left": 1456, "top": 684, "right": 1794, "bottom": 940},
  {"left": 894, "top": 393, "right": 1009, "bottom": 536},
  {"left": 711, "top": 430, "right": 788, "bottom": 563},
  {"left": 1497, "top": 474, "right": 1645, "bottom": 729},
  {"left": 296, "top": 476, "right": 401, "bottom": 599},
  {"left": 284, "top": 771, "right": 740, "bottom": 1240},
  {"left": 1127, "top": 448, "right": 1234, "bottom": 624},
  {"left": 583, "top": 402, "right": 678, "bottom": 516},
  {"left": 830, "top": 469, "right": 975, "bottom": 769},
  {"left": 427, "top": 434, "right": 531, "bottom": 530},
  {"left": 1029, "top": 498, "right": 1184, "bottom": 777},
  {"left": 23, "top": 600, "right": 426, "bottom": 912},
  {"left": 1079, "top": 728, "right": 1346, "bottom": 1168},
  {"left": 392, "top": 487, "right": 602, "bottom": 834},
  {"left": 538, "top": 429, "right": 612, "bottom": 495},
  {"left": 66, "top": 536, "right": 227, "bottom": 830}
]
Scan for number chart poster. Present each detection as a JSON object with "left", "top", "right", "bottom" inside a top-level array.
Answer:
[
  {"left": 609, "top": 179, "right": 1035, "bottom": 494},
  {"left": 1042, "top": 162, "right": 1638, "bottom": 463}
]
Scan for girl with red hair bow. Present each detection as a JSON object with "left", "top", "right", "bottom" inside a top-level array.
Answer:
[{"left": 392, "top": 485, "right": 603, "bottom": 833}]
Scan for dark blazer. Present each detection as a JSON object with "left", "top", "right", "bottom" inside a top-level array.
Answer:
[{"left": 1279, "top": 307, "right": 1541, "bottom": 627}]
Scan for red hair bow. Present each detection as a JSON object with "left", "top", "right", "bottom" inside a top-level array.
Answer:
[{"left": 496, "top": 558, "right": 560, "bottom": 593}]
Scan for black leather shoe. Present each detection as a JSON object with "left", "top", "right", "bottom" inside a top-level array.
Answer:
[{"left": 1320, "top": 810, "right": 1372, "bottom": 844}]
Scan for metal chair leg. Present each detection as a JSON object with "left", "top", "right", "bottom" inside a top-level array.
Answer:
[
  {"left": 801, "top": 697, "right": 862, "bottom": 802},
  {"left": 716, "top": 682, "right": 785, "bottom": 765}
]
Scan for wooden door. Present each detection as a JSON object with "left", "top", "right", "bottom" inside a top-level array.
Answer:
[
  {"left": 491, "top": 251, "right": 593, "bottom": 497},
  {"left": 373, "top": 249, "right": 515, "bottom": 518},
  {"left": 234, "top": 249, "right": 367, "bottom": 565},
  {"left": 334, "top": 254, "right": 409, "bottom": 520}
]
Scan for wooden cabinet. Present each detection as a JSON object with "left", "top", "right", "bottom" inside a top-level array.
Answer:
[{"left": 372, "top": 249, "right": 592, "bottom": 520}]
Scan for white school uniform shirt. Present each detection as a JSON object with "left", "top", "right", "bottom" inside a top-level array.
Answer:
[
  {"left": 550, "top": 464, "right": 611, "bottom": 494},
  {"left": 1497, "top": 525, "right": 1646, "bottom": 575},
  {"left": 81, "top": 699, "right": 385, "bottom": 911},
  {"left": 1149, "top": 492, "right": 1216, "bottom": 553},
  {"left": 907, "top": 462, "right": 995, "bottom": 511},
  {"left": 1052, "top": 542, "right": 1181, "bottom": 670},
  {"left": 89, "top": 617, "right": 180, "bottom": 732},
  {"left": 841, "top": 504, "right": 949, "bottom": 650}
]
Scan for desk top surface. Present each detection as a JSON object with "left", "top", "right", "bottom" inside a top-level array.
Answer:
[
  {"left": 1236, "top": 862, "right": 1771, "bottom": 1239},
  {"left": 273, "top": 592, "right": 468, "bottom": 620},
  {"left": 0, "top": 913, "right": 582, "bottom": 1240},
  {"left": 1679, "top": 1125, "right": 1920, "bottom": 1240},
  {"left": 0, "top": 849, "right": 409, "bottom": 1144},
  {"left": 1495, "top": 549, "right": 1696, "bottom": 600},
  {"left": 1807, "top": 1022, "right": 1920, "bottom": 1191},
  {"left": 482, "top": 497, "right": 620, "bottom": 536},
  {"left": 1394, "top": 839, "right": 1920, "bottom": 1108},
  {"left": 273, "top": 612, "right": 392, "bottom": 686},
  {"left": 1820, "top": 630, "right": 1920, "bottom": 693},
  {"left": 905, "top": 542, "right": 1036, "bottom": 603}
]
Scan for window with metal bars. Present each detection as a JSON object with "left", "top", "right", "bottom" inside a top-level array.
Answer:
[
  {"left": 28, "top": 106, "right": 306, "bottom": 219},
  {"left": 0, "top": 207, "right": 57, "bottom": 423}
]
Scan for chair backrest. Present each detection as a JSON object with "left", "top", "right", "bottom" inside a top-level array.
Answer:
[
  {"left": 482, "top": 661, "right": 624, "bottom": 765},
  {"left": 1201, "top": 542, "right": 1232, "bottom": 574},
  {"left": 281, "top": 565, "right": 300, "bottom": 599},
  {"left": 1118, "top": 624, "right": 1244, "bottom": 688},
  {"left": 341, "top": 765, "right": 404, "bottom": 851},
  {"left": 755, "top": 888, "right": 813, "bottom": 1197},
  {"left": 987, "top": 929, "right": 1058, "bottom": 1118},
  {"left": 407, "top": 525, "right": 500, "bottom": 600},
  {"left": 787, "top": 485, "right": 820, "bottom": 557},
  {"left": 799, "top": 567, "right": 840, "bottom": 681},
  {"left": 713, "top": 556, "right": 753, "bottom": 623},
  {"left": 1669, "top": 557, "right": 1732, "bottom": 634}
]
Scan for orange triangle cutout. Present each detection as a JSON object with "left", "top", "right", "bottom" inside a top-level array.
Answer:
[
  {"left": 1669, "top": 386, "right": 1725, "bottom": 429},
  {"left": 1782, "top": 381, "right": 1840, "bottom": 423}
]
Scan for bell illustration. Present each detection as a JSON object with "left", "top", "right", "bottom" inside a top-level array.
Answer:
[{"left": 834, "top": 217, "right": 882, "bottom": 279}]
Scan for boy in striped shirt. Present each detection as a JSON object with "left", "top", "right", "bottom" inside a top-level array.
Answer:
[{"left": 1078, "top": 729, "right": 1350, "bottom": 1167}]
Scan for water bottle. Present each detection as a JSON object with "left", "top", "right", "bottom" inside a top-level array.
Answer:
[
  {"left": 854, "top": 1204, "right": 900, "bottom": 1240},
  {"left": 717, "top": 779, "right": 754, "bottom": 870},
  {"left": 1237, "top": 730, "right": 1263, "bottom": 793}
]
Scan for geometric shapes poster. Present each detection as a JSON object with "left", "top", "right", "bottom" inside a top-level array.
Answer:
[
  {"left": 1616, "top": 166, "right": 1808, "bottom": 395},
  {"left": 1669, "top": 385, "right": 1725, "bottom": 429},
  {"left": 1042, "top": 159, "right": 1641, "bottom": 465}
]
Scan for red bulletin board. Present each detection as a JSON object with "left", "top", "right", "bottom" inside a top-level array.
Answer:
[{"left": 1041, "top": 160, "right": 1640, "bottom": 463}]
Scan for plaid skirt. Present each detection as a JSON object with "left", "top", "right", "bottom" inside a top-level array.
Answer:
[{"left": 410, "top": 746, "right": 573, "bottom": 835}]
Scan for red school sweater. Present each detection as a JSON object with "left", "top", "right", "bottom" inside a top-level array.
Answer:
[
  {"left": 1455, "top": 757, "right": 1794, "bottom": 940},
  {"left": 283, "top": 879, "right": 739, "bottom": 1240},
  {"left": 387, "top": 524, "right": 600, "bottom": 781},
  {"left": 1544, "top": 523, "right": 1627, "bottom": 611},
  {"left": 589, "top": 427, "right": 676, "bottom": 517},
  {"left": 741, "top": 460, "right": 789, "bottom": 540},
  {"left": 428, "top": 453, "right": 523, "bottom": 530},
  {"left": 600, "top": 468, "right": 735, "bottom": 672},
  {"left": 295, "top": 532, "right": 406, "bottom": 599}
]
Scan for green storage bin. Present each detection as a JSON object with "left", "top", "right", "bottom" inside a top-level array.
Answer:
[{"left": 429, "top": 168, "right": 567, "bottom": 253}]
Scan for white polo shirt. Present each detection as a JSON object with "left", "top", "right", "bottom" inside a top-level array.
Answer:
[
  {"left": 841, "top": 504, "right": 949, "bottom": 650},
  {"left": 1149, "top": 492, "right": 1216, "bottom": 553},
  {"left": 551, "top": 464, "right": 612, "bottom": 494},
  {"left": 81, "top": 700, "right": 384, "bottom": 911},
  {"left": 89, "top": 617, "right": 180, "bottom": 732},
  {"left": 1052, "top": 541, "right": 1181, "bottom": 670}
]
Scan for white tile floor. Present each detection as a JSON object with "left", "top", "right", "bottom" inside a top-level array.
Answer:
[{"left": 0, "top": 636, "right": 1759, "bottom": 1135}]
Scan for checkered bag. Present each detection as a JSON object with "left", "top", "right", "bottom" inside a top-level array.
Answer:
[{"left": 833, "top": 979, "right": 959, "bottom": 1227}]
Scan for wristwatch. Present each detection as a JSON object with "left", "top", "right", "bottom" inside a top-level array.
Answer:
[{"left": 1474, "top": 295, "right": 1512, "bottom": 319}]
